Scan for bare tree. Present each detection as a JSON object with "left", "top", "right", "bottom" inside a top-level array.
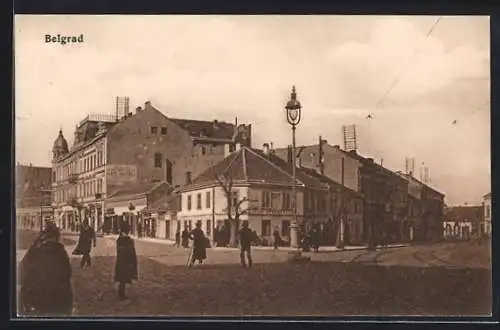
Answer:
[{"left": 215, "top": 172, "right": 250, "bottom": 247}]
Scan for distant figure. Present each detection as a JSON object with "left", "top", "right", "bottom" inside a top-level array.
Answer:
[
  {"left": 137, "top": 221, "right": 143, "bottom": 238},
  {"left": 114, "top": 222, "right": 138, "bottom": 300},
  {"left": 273, "top": 226, "right": 281, "bottom": 250},
  {"left": 72, "top": 219, "right": 96, "bottom": 268},
  {"left": 19, "top": 222, "right": 73, "bottom": 316},
  {"left": 188, "top": 221, "right": 207, "bottom": 267},
  {"left": 310, "top": 226, "right": 320, "bottom": 252},
  {"left": 181, "top": 228, "right": 190, "bottom": 248},
  {"left": 175, "top": 230, "right": 181, "bottom": 248},
  {"left": 238, "top": 221, "right": 254, "bottom": 268}
]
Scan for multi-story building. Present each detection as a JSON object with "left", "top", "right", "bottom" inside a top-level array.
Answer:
[
  {"left": 396, "top": 172, "right": 445, "bottom": 242},
  {"left": 51, "top": 100, "right": 251, "bottom": 233},
  {"left": 275, "top": 139, "right": 408, "bottom": 245},
  {"left": 15, "top": 164, "right": 53, "bottom": 230},
  {"left": 178, "top": 144, "right": 363, "bottom": 246},
  {"left": 482, "top": 192, "right": 491, "bottom": 237}
]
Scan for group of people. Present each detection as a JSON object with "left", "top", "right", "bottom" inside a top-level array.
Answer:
[{"left": 19, "top": 219, "right": 139, "bottom": 316}]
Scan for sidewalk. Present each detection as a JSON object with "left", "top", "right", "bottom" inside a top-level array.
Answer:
[{"left": 100, "top": 234, "right": 408, "bottom": 253}]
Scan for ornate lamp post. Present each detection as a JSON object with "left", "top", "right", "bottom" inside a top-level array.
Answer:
[{"left": 285, "top": 85, "right": 302, "bottom": 250}]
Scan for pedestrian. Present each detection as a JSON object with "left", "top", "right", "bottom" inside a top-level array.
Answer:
[
  {"left": 181, "top": 227, "right": 190, "bottom": 248},
  {"left": 137, "top": 221, "right": 143, "bottom": 238},
  {"left": 175, "top": 230, "right": 181, "bottom": 248},
  {"left": 114, "top": 222, "right": 138, "bottom": 300},
  {"left": 188, "top": 221, "right": 207, "bottom": 267},
  {"left": 72, "top": 218, "right": 96, "bottom": 268},
  {"left": 238, "top": 221, "right": 254, "bottom": 268},
  {"left": 273, "top": 226, "right": 281, "bottom": 250},
  {"left": 310, "top": 226, "right": 320, "bottom": 252},
  {"left": 19, "top": 222, "right": 73, "bottom": 316}
]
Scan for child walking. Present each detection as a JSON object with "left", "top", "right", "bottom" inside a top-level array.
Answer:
[{"left": 114, "top": 222, "right": 138, "bottom": 300}]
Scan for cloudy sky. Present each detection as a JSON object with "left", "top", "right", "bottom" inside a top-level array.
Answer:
[{"left": 14, "top": 15, "right": 490, "bottom": 205}]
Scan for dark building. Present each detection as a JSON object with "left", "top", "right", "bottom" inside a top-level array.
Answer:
[{"left": 16, "top": 164, "right": 53, "bottom": 230}]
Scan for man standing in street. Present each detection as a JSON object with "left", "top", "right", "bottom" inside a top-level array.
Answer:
[
  {"left": 239, "top": 221, "right": 254, "bottom": 268},
  {"left": 72, "top": 218, "right": 96, "bottom": 268}
]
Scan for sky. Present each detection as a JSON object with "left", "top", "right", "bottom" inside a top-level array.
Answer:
[{"left": 14, "top": 15, "right": 490, "bottom": 206}]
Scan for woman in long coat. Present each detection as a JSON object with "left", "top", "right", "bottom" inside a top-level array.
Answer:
[
  {"left": 114, "top": 222, "right": 138, "bottom": 300},
  {"left": 188, "top": 221, "right": 207, "bottom": 267},
  {"left": 19, "top": 222, "right": 73, "bottom": 316}
]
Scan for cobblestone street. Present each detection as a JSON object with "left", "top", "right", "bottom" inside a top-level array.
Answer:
[{"left": 16, "top": 231, "right": 492, "bottom": 317}]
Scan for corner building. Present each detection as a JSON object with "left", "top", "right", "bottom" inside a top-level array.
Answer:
[{"left": 51, "top": 100, "right": 251, "bottom": 233}]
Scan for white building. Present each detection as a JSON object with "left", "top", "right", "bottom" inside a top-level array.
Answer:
[
  {"left": 482, "top": 192, "right": 491, "bottom": 237},
  {"left": 178, "top": 145, "right": 363, "bottom": 246}
]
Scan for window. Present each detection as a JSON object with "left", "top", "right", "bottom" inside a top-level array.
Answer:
[
  {"left": 206, "top": 191, "right": 211, "bottom": 208},
  {"left": 197, "top": 193, "right": 202, "bottom": 210},
  {"left": 154, "top": 153, "right": 162, "bottom": 168},
  {"left": 271, "top": 191, "right": 281, "bottom": 209},
  {"left": 201, "top": 145, "right": 207, "bottom": 155},
  {"left": 282, "top": 192, "right": 291, "bottom": 210},
  {"left": 207, "top": 220, "right": 211, "bottom": 236},
  {"left": 178, "top": 194, "right": 182, "bottom": 210},
  {"left": 262, "top": 220, "right": 271, "bottom": 236},
  {"left": 161, "top": 127, "right": 167, "bottom": 135},
  {"left": 165, "top": 159, "right": 173, "bottom": 184},
  {"left": 151, "top": 126, "right": 158, "bottom": 134},
  {"left": 187, "top": 195, "right": 192, "bottom": 211},
  {"left": 486, "top": 205, "right": 491, "bottom": 218},
  {"left": 52, "top": 171, "right": 56, "bottom": 182},
  {"left": 231, "top": 190, "right": 239, "bottom": 211},
  {"left": 282, "top": 220, "right": 291, "bottom": 237},
  {"left": 262, "top": 190, "right": 271, "bottom": 208}
]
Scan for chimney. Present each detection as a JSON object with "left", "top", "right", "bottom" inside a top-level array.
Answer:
[
  {"left": 136, "top": 106, "right": 142, "bottom": 113},
  {"left": 185, "top": 171, "right": 192, "bottom": 185},
  {"left": 262, "top": 143, "right": 270, "bottom": 156},
  {"left": 213, "top": 119, "right": 219, "bottom": 130},
  {"left": 367, "top": 158, "right": 374, "bottom": 162},
  {"left": 287, "top": 145, "right": 293, "bottom": 164},
  {"left": 333, "top": 145, "right": 340, "bottom": 149},
  {"left": 144, "top": 101, "right": 152, "bottom": 108}
]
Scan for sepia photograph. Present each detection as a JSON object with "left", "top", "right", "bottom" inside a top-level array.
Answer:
[{"left": 14, "top": 15, "right": 491, "bottom": 317}]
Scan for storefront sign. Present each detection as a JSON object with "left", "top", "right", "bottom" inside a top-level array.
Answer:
[{"left": 106, "top": 165, "right": 138, "bottom": 184}]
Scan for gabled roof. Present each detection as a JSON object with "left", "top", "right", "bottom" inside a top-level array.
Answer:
[
  {"left": 298, "top": 166, "right": 362, "bottom": 197},
  {"left": 108, "top": 181, "right": 170, "bottom": 199},
  {"left": 444, "top": 206, "right": 483, "bottom": 222},
  {"left": 395, "top": 171, "right": 445, "bottom": 197},
  {"left": 185, "top": 147, "right": 325, "bottom": 191},
  {"left": 144, "top": 192, "right": 179, "bottom": 213},
  {"left": 170, "top": 118, "right": 236, "bottom": 140}
]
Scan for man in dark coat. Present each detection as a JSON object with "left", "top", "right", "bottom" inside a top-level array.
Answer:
[
  {"left": 73, "top": 219, "right": 96, "bottom": 268},
  {"left": 238, "top": 221, "right": 254, "bottom": 268},
  {"left": 273, "top": 226, "right": 281, "bottom": 250},
  {"left": 19, "top": 222, "right": 73, "bottom": 316},
  {"left": 114, "top": 222, "right": 138, "bottom": 300},
  {"left": 181, "top": 227, "right": 190, "bottom": 248},
  {"left": 175, "top": 230, "right": 181, "bottom": 248},
  {"left": 310, "top": 225, "right": 320, "bottom": 252},
  {"left": 188, "top": 221, "right": 207, "bottom": 267}
]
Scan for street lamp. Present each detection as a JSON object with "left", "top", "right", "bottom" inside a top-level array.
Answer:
[
  {"left": 285, "top": 85, "right": 302, "bottom": 251},
  {"left": 38, "top": 187, "right": 52, "bottom": 232}
]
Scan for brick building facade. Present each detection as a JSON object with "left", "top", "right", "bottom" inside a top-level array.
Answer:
[{"left": 51, "top": 100, "right": 251, "bottom": 234}]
